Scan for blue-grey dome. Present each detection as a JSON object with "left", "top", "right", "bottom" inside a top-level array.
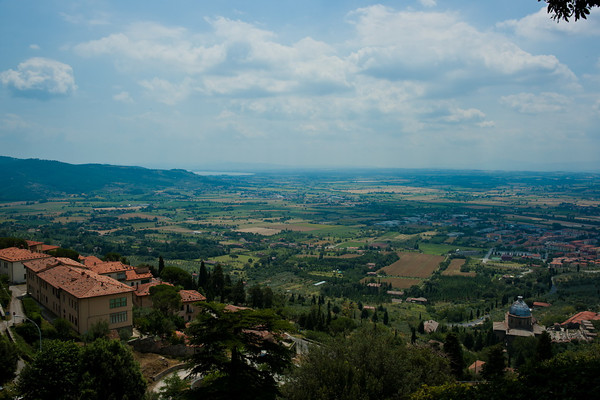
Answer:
[{"left": 509, "top": 297, "right": 531, "bottom": 317}]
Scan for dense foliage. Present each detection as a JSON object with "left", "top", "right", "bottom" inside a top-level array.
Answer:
[
  {"left": 17, "top": 339, "right": 146, "bottom": 400},
  {"left": 186, "top": 302, "right": 293, "bottom": 400},
  {"left": 0, "top": 334, "right": 18, "bottom": 384},
  {"left": 282, "top": 326, "right": 453, "bottom": 400}
]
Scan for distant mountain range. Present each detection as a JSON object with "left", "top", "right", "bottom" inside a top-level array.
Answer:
[{"left": 0, "top": 156, "right": 223, "bottom": 201}]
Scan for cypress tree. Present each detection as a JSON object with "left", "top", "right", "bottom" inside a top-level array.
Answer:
[
  {"left": 444, "top": 333, "right": 465, "bottom": 379},
  {"left": 198, "top": 260, "right": 208, "bottom": 289},
  {"left": 158, "top": 256, "right": 165, "bottom": 276}
]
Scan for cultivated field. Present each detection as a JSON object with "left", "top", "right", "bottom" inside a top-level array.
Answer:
[
  {"left": 235, "top": 227, "right": 281, "bottom": 235},
  {"left": 378, "top": 277, "right": 423, "bottom": 289},
  {"left": 379, "top": 252, "right": 444, "bottom": 278},
  {"left": 442, "top": 258, "right": 476, "bottom": 277}
]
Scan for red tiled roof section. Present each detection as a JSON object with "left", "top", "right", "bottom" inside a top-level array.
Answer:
[
  {"left": 179, "top": 290, "right": 206, "bottom": 303},
  {"left": 469, "top": 360, "right": 486, "bottom": 374},
  {"left": 26, "top": 240, "right": 43, "bottom": 247},
  {"left": 0, "top": 247, "right": 52, "bottom": 262},
  {"left": 79, "top": 255, "right": 104, "bottom": 266},
  {"left": 562, "top": 311, "right": 600, "bottom": 326},
  {"left": 38, "top": 265, "right": 134, "bottom": 299},
  {"left": 23, "top": 257, "right": 61, "bottom": 273},
  {"left": 87, "top": 261, "right": 130, "bottom": 275},
  {"left": 24, "top": 257, "right": 88, "bottom": 273},
  {"left": 41, "top": 244, "right": 59, "bottom": 252},
  {"left": 125, "top": 269, "right": 153, "bottom": 282},
  {"left": 55, "top": 257, "right": 87, "bottom": 268}
]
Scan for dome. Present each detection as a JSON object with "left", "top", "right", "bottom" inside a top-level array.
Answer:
[{"left": 509, "top": 296, "right": 531, "bottom": 317}]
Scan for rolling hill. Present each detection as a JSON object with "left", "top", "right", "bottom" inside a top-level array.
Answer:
[{"left": 0, "top": 156, "right": 223, "bottom": 200}]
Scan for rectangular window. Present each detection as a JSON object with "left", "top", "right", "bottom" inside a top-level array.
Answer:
[
  {"left": 110, "top": 311, "right": 127, "bottom": 324},
  {"left": 109, "top": 297, "right": 127, "bottom": 309}
]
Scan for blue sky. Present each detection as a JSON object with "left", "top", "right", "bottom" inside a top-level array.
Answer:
[{"left": 1, "top": 0, "right": 599, "bottom": 171}]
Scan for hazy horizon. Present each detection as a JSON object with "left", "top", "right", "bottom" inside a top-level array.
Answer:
[{"left": 1, "top": 1, "right": 599, "bottom": 172}]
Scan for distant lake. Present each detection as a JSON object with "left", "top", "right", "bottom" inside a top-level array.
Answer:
[{"left": 192, "top": 171, "right": 254, "bottom": 176}]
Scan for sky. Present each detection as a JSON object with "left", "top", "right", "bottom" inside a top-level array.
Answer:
[{"left": 1, "top": 0, "right": 599, "bottom": 172}]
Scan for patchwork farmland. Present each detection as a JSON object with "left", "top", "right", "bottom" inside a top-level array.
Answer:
[
  {"left": 379, "top": 252, "right": 445, "bottom": 278},
  {"left": 442, "top": 258, "right": 476, "bottom": 277}
]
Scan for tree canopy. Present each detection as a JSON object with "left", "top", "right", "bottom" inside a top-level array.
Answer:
[
  {"left": 79, "top": 339, "right": 147, "bottom": 400},
  {"left": 282, "top": 326, "right": 453, "bottom": 400},
  {"left": 17, "top": 339, "right": 146, "bottom": 400},
  {"left": 150, "top": 284, "right": 181, "bottom": 314},
  {"left": 17, "top": 340, "right": 82, "bottom": 400},
  {"left": 186, "top": 302, "right": 293, "bottom": 400},
  {"left": 540, "top": 0, "right": 600, "bottom": 21},
  {"left": 160, "top": 266, "right": 194, "bottom": 289}
]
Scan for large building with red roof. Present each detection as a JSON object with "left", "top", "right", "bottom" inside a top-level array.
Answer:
[
  {"left": 0, "top": 247, "right": 52, "bottom": 283},
  {"left": 24, "top": 257, "right": 135, "bottom": 335}
]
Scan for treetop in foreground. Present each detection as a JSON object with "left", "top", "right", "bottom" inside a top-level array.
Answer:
[
  {"left": 540, "top": 0, "right": 600, "bottom": 21},
  {"left": 186, "top": 302, "right": 293, "bottom": 400}
]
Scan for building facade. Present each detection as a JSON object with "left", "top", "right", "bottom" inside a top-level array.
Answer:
[
  {"left": 24, "top": 258, "right": 135, "bottom": 335},
  {"left": 0, "top": 247, "right": 51, "bottom": 284}
]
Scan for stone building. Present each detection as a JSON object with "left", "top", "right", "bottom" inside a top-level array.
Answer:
[{"left": 493, "top": 296, "right": 545, "bottom": 343}]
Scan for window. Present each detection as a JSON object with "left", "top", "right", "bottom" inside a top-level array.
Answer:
[
  {"left": 110, "top": 311, "right": 127, "bottom": 324},
  {"left": 109, "top": 297, "right": 127, "bottom": 308}
]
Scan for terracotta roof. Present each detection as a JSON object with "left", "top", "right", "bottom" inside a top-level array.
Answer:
[
  {"left": 179, "top": 290, "right": 206, "bottom": 303},
  {"left": 79, "top": 255, "right": 104, "bottom": 266},
  {"left": 87, "top": 261, "right": 130, "bottom": 275},
  {"left": 469, "top": 360, "right": 486, "bottom": 374},
  {"left": 533, "top": 302, "right": 552, "bottom": 308},
  {"left": 41, "top": 244, "right": 59, "bottom": 252},
  {"left": 0, "top": 247, "right": 52, "bottom": 262},
  {"left": 562, "top": 311, "right": 600, "bottom": 326},
  {"left": 55, "top": 257, "right": 86, "bottom": 268},
  {"left": 23, "top": 257, "right": 62, "bottom": 273},
  {"left": 125, "top": 268, "right": 153, "bottom": 282},
  {"left": 26, "top": 240, "right": 43, "bottom": 246},
  {"left": 134, "top": 280, "right": 172, "bottom": 297},
  {"left": 38, "top": 265, "right": 134, "bottom": 299},
  {"left": 24, "top": 257, "right": 87, "bottom": 273}
]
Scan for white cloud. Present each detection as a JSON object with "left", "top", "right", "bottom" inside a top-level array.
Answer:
[
  {"left": 0, "top": 57, "right": 76, "bottom": 96},
  {"left": 347, "top": 5, "right": 576, "bottom": 84},
  {"left": 419, "top": 0, "right": 437, "bottom": 8},
  {"left": 0, "top": 113, "right": 34, "bottom": 132},
  {"left": 113, "top": 91, "right": 133, "bottom": 103},
  {"left": 498, "top": 7, "right": 600, "bottom": 40},
  {"left": 29, "top": 44, "right": 40, "bottom": 50},
  {"left": 74, "top": 22, "right": 226, "bottom": 75},
  {"left": 443, "top": 107, "right": 486, "bottom": 123},
  {"left": 500, "top": 92, "right": 571, "bottom": 113},
  {"left": 478, "top": 120, "right": 496, "bottom": 128},
  {"left": 68, "top": 5, "right": 584, "bottom": 143},
  {"left": 139, "top": 77, "right": 193, "bottom": 105}
]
